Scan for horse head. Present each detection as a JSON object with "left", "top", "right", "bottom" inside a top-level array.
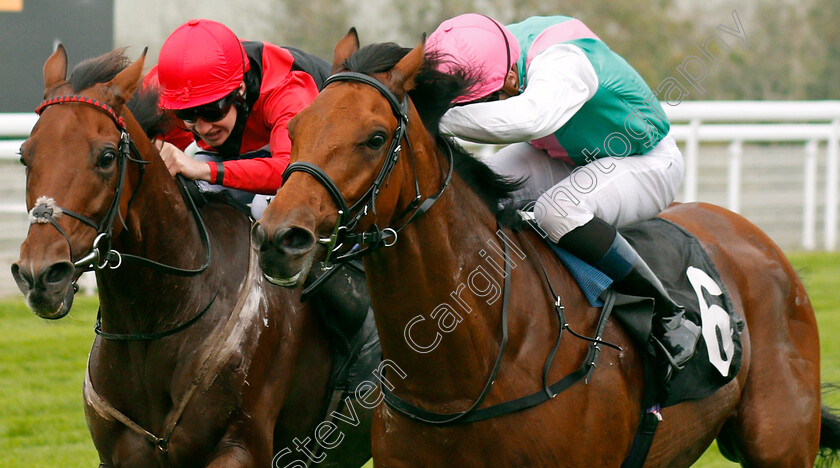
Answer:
[
  {"left": 254, "top": 30, "right": 434, "bottom": 286},
  {"left": 11, "top": 45, "right": 147, "bottom": 319}
]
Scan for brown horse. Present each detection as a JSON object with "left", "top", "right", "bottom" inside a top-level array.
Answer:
[
  {"left": 11, "top": 46, "right": 372, "bottom": 467},
  {"left": 254, "top": 30, "right": 840, "bottom": 466}
]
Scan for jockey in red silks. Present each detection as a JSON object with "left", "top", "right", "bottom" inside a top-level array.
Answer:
[
  {"left": 153, "top": 19, "right": 374, "bottom": 353},
  {"left": 153, "top": 19, "right": 329, "bottom": 218},
  {"left": 427, "top": 13, "right": 700, "bottom": 378}
]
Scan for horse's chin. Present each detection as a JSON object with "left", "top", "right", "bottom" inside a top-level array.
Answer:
[
  {"left": 260, "top": 251, "right": 315, "bottom": 289},
  {"left": 263, "top": 269, "right": 306, "bottom": 288},
  {"left": 27, "top": 284, "right": 75, "bottom": 320}
]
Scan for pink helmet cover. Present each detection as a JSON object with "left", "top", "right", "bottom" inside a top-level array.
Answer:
[{"left": 427, "top": 13, "right": 520, "bottom": 103}]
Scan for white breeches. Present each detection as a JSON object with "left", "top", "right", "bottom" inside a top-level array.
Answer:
[{"left": 483, "top": 134, "right": 684, "bottom": 242}]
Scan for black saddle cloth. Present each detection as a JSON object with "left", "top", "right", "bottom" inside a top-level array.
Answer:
[{"left": 615, "top": 217, "right": 745, "bottom": 407}]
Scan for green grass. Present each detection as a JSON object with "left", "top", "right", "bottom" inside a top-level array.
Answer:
[
  {"left": 0, "top": 296, "right": 99, "bottom": 467},
  {"left": 1, "top": 252, "right": 839, "bottom": 466}
]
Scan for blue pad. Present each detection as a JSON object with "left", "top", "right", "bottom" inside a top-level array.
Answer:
[{"left": 546, "top": 242, "right": 613, "bottom": 307}]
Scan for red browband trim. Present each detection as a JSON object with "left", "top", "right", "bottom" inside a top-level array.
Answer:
[{"left": 35, "top": 95, "right": 126, "bottom": 130}]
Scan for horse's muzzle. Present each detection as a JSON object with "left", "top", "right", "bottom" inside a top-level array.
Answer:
[
  {"left": 11, "top": 260, "right": 76, "bottom": 319},
  {"left": 252, "top": 223, "right": 317, "bottom": 288}
]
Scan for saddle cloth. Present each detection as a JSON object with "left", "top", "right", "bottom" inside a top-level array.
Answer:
[{"left": 546, "top": 217, "right": 744, "bottom": 406}]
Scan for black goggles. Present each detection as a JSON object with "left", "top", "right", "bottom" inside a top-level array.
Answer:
[{"left": 174, "top": 89, "right": 240, "bottom": 123}]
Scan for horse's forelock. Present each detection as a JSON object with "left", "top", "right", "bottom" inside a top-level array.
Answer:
[
  {"left": 410, "top": 53, "right": 476, "bottom": 134},
  {"left": 343, "top": 42, "right": 410, "bottom": 75},
  {"left": 127, "top": 84, "right": 174, "bottom": 140},
  {"left": 341, "top": 43, "right": 474, "bottom": 134},
  {"left": 63, "top": 47, "right": 169, "bottom": 139}
]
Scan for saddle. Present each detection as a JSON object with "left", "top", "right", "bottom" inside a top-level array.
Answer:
[{"left": 545, "top": 217, "right": 745, "bottom": 406}]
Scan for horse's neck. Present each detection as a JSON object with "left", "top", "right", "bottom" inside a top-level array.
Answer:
[
  {"left": 122, "top": 161, "right": 199, "bottom": 263},
  {"left": 365, "top": 174, "right": 511, "bottom": 400},
  {"left": 97, "top": 119, "right": 214, "bottom": 333}
]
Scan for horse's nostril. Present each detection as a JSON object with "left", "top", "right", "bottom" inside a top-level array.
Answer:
[
  {"left": 41, "top": 262, "right": 74, "bottom": 286},
  {"left": 275, "top": 227, "right": 315, "bottom": 254},
  {"left": 11, "top": 263, "right": 34, "bottom": 291}
]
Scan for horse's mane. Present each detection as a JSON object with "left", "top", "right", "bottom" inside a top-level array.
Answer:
[
  {"left": 69, "top": 48, "right": 172, "bottom": 139},
  {"left": 338, "top": 43, "right": 522, "bottom": 216},
  {"left": 128, "top": 84, "right": 171, "bottom": 139}
]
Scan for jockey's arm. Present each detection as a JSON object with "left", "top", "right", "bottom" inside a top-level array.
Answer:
[
  {"left": 439, "top": 44, "right": 599, "bottom": 144},
  {"left": 216, "top": 71, "right": 317, "bottom": 194}
]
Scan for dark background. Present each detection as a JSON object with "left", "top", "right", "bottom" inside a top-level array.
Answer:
[{"left": 0, "top": 0, "right": 113, "bottom": 112}]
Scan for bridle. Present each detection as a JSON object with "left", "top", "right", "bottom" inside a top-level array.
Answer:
[
  {"left": 34, "top": 94, "right": 240, "bottom": 455},
  {"left": 33, "top": 96, "right": 144, "bottom": 272},
  {"left": 282, "top": 72, "right": 454, "bottom": 272},
  {"left": 281, "top": 70, "right": 624, "bottom": 426},
  {"left": 31, "top": 95, "right": 216, "bottom": 338},
  {"left": 33, "top": 95, "right": 212, "bottom": 276}
]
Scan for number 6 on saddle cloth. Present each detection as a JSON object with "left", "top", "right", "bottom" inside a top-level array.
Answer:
[{"left": 544, "top": 215, "right": 744, "bottom": 405}]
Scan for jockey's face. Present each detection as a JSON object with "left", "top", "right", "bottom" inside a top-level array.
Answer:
[
  {"left": 184, "top": 105, "right": 237, "bottom": 147},
  {"left": 498, "top": 65, "right": 520, "bottom": 100}
]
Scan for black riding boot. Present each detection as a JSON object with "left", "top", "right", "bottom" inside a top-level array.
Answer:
[
  {"left": 559, "top": 218, "right": 701, "bottom": 377},
  {"left": 609, "top": 252, "right": 701, "bottom": 372}
]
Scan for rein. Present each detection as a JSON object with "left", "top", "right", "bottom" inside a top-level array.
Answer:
[
  {"left": 282, "top": 72, "right": 454, "bottom": 270},
  {"left": 32, "top": 95, "right": 215, "bottom": 339},
  {"left": 380, "top": 227, "right": 621, "bottom": 425}
]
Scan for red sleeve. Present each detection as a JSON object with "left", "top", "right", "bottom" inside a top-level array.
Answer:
[{"left": 220, "top": 70, "right": 319, "bottom": 194}]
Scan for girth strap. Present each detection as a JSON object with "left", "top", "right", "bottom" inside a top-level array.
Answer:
[{"left": 621, "top": 403, "right": 662, "bottom": 468}]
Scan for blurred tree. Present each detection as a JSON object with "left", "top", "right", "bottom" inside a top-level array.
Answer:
[
  {"left": 266, "top": 0, "right": 353, "bottom": 60},
  {"left": 388, "top": 0, "right": 481, "bottom": 42},
  {"left": 114, "top": 0, "right": 840, "bottom": 100},
  {"left": 805, "top": 0, "right": 840, "bottom": 99},
  {"left": 387, "top": 0, "right": 695, "bottom": 96},
  {"left": 687, "top": 1, "right": 817, "bottom": 100}
]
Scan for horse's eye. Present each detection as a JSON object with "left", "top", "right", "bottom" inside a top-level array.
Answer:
[
  {"left": 98, "top": 149, "right": 117, "bottom": 168},
  {"left": 366, "top": 133, "right": 387, "bottom": 150}
]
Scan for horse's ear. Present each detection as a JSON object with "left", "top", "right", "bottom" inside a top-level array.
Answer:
[
  {"left": 331, "top": 28, "right": 359, "bottom": 74},
  {"left": 43, "top": 44, "right": 68, "bottom": 97},
  {"left": 388, "top": 35, "right": 425, "bottom": 97},
  {"left": 106, "top": 47, "right": 147, "bottom": 106}
]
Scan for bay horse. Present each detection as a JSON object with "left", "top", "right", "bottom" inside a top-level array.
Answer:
[
  {"left": 11, "top": 46, "right": 372, "bottom": 467},
  {"left": 254, "top": 30, "right": 840, "bottom": 466}
]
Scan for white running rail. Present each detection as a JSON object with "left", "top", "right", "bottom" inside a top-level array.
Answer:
[{"left": 3, "top": 102, "right": 840, "bottom": 250}]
